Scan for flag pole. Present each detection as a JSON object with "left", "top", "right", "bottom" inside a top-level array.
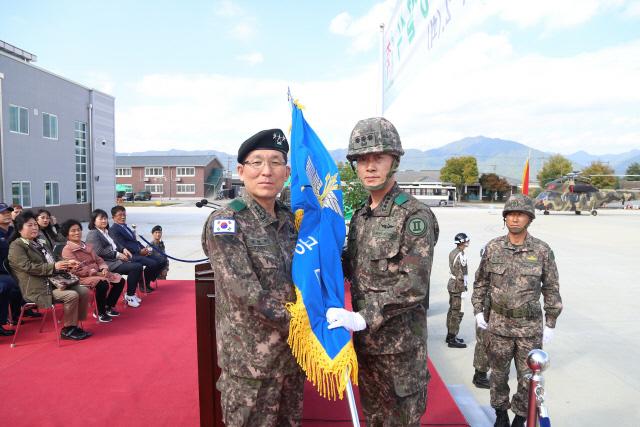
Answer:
[
  {"left": 345, "top": 369, "right": 360, "bottom": 426},
  {"left": 379, "top": 23, "right": 385, "bottom": 116}
]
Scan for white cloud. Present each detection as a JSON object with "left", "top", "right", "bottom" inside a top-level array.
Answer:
[
  {"left": 622, "top": 1, "right": 640, "bottom": 18},
  {"left": 214, "top": 0, "right": 243, "bottom": 18},
  {"left": 229, "top": 21, "right": 256, "bottom": 41},
  {"left": 235, "top": 52, "right": 264, "bottom": 66},
  {"left": 385, "top": 33, "right": 640, "bottom": 155},
  {"left": 116, "top": 35, "right": 640, "bottom": 156},
  {"left": 329, "top": 0, "right": 395, "bottom": 53},
  {"left": 116, "top": 69, "right": 378, "bottom": 154}
]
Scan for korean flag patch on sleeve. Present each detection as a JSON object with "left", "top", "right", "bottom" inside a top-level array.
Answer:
[{"left": 213, "top": 219, "right": 236, "bottom": 234}]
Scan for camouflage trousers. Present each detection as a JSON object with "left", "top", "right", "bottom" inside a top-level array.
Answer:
[
  {"left": 446, "top": 292, "right": 464, "bottom": 336},
  {"left": 217, "top": 369, "right": 305, "bottom": 427},
  {"left": 357, "top": 345, "right": 430, "bottom": 427},
  {"left": 487, "top": 333, "right": 542, "bottom": 417},
  {"left": 473, "top": 326, "right": 489, "bottom": 373}
]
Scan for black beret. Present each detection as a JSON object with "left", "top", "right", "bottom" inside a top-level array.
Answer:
[{"left": 237, "top": 129, "right": 289, "bottom": 164}]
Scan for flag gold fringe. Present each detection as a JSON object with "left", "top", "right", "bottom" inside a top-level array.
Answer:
[{"left": 286, "top": 287, "right": 358, "bottom": 401}]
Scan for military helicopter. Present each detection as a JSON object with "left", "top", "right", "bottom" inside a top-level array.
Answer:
[{"left": 534, "top": 172, "right": 639, "bottom": 215}]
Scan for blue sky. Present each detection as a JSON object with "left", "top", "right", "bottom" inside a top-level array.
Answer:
[{"left": 2, "top": 0, "right": 640, "bottom": 155}]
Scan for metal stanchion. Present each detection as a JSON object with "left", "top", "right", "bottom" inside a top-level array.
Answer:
[{"left": 526, "top": 349, "right": 550, "bottom": 427}]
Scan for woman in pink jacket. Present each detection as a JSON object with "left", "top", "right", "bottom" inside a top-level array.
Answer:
[{"left": 61, "top": 219, "right": 125, "bottom": 323}]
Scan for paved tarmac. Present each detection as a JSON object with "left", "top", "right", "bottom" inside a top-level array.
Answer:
[{"left": 122, "top": 203, "right": 640, "bottom": 426}]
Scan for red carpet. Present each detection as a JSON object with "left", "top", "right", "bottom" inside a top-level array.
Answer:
[{"left": 0, "top": 280, "right": 467, "bottom": 426}]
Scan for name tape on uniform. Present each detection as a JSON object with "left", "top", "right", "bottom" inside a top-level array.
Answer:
[{"left": 213, "top": 219, "right": 236, "bottom": 234}]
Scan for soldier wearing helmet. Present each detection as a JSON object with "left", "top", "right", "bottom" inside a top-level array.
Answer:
[
  {"left": 446, "top": 233, "right": 470, "bottom": 349},
  {"left": 472, "top": 194, "right": 562, "bottom": 427},
  {"left": 326, "top": 117, "right": 439, "bottom": 426}
]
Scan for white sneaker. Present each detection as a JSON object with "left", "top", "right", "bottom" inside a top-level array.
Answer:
[
  {"left": 125, "top": 295, "right": 140, "bottom": 308},
  {"left": 134, "top": 295, "right": 142, "bottom": 303}
]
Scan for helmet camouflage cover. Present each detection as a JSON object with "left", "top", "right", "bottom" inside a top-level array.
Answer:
[
  {"left": 347, "top": 117, "right": 404, "bottom": 161},
  {"left": 503, "top": 194, "right": 536, "bottom": 219}
]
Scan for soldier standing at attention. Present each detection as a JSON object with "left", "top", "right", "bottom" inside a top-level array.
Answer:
[
  {"left": 202, "top": 129, "right": 304, "bottom": 427},
  {"left": 446, "top": 232, "right": 470, "bottom": 348},
  {"left": 472, "top": 194, "right": 562, "bottom": 427},
  {"left": 326, "top": 118, "right": 439, "bottom": 427}
]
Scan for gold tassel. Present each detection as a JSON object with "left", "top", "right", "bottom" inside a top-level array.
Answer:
[{"left": 286, "top": 287, "right": 359, "bottom": 400}]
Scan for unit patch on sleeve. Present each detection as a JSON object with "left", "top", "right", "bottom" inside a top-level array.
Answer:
[{"left": 213, "top": 219, "right": 236, "bottom": 234}]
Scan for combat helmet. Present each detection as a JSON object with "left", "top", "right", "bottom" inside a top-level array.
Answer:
[
  {"left": 347, "top": 117, "right": 404, "bottom": 161},
  {"left": 502, "top": 194, "right": 536, "bottom": 219},
  {"left": 454, "top": 232, "right": 470, "bottom": 244}
]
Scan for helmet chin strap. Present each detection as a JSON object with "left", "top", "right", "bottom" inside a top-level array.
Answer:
[{"left": 362, "top": 156, "right": 400, "bottom": 191}]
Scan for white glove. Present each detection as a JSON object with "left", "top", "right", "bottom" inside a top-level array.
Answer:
[
  {"left": 461, "top": 292, "right": 468, "bottom": 299},
  {"left": 463, "top": 275, "right": 468, "bottom": 287},
  {"left": 326, "top": 307, "right": 366, "bottom": 332},
  {"left": 543, "top": 326, "right": 554, "bottom": 344},
  {"left": 475, "top": 313, "right": 488, "bottom": 330}
]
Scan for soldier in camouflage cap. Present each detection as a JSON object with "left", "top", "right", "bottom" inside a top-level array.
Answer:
[
  {"left": 472, "top": 193, "right": 562, "bottom": 427},
  {"left": 327, "top": 117, "right": 439, "bottom": 426},
  {"left": 201, "top": 129, "right": 304, "bottom": 426}
]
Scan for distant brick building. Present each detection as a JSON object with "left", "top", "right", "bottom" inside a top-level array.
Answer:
[{"left": 115, "top": 155, "right": 224, "bottom": 199}]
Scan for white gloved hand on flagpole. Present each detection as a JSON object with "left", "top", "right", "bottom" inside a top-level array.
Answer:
[
  {"left": 326, "top": 307, "right": 366, "bottom": 332},
  {"left": 475, "top": 313, "right": 488, "bottom": 330},
  {"left": 543, "top": 326, "right": 554, "bottom": 345}
]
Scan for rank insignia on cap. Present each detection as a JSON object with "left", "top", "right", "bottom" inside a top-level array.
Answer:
[
  {"left": 273, "top": 132, "right": 286, "bottom": 145},
  {"left": 213, "top": 219, "right": 236, "bottom": 234}
]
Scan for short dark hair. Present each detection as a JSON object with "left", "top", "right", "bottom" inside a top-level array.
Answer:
[
  {"left": 111, "top": 205, "right": 126, "bottom": 217},
  {"left": 89, "top": 209, "right": 109, "bottom": 230},
  {"left": 60, "top": 219, "right": 82, "bottom": 238},
  {"left": 9, "top": 210, "right": 37, "bottom": 244},
  {"left": 151, "top": 225, "right": 162, "bottom": 233}
]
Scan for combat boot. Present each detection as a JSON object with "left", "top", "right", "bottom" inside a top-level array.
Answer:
[
  {"left": 446, "top": 333, "right": 467, "bottom": 348},
  {"left": 511, "top": 414, "right": 526, "bottom": 427},
  {"left": 472, "top": 369, "right": 490, "bottom": 389},
  {"left": 494, "top": 409, "right": 510, "bottom": 427}
]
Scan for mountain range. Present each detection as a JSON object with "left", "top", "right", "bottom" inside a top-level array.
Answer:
[{"left": 117, "top": 136, "right": 640, "bottom": 182}]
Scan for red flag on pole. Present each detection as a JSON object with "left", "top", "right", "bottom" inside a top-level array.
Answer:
[{"left": 521, "top": 157, "right": 530, "bottom": 195}]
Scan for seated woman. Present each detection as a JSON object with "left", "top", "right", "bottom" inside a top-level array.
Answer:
[
  {"left": 36, "top": 209, "right": 66, "bottom": 251},
  {"left": 60, "top": 219, "right": 125, "bottom": 323},
  {"left": 8, "top": 211, "right": 92, "bottom": 341},
  {"left": 85, "top": 209, "right": 143, "bottom": 308}
]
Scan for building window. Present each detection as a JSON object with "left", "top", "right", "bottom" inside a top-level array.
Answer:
[
  {"left": 75, "top": 122, "right": 88, "bottom": 203},
  {"left": 11, "top": 181, "right": 31, "bottom": 207},
  {"left": 116, "top": 168, "right": 132, "bottom": 177},
  {"left": 42, "top": 112, "right": 58, "bottom": 139},
  {"left": 145, "top": 184, "right": 163, "bottom": 194},
  {"left": 9, "top": 105, "right": 29, "bottom": 134},
  {"left": 144, "top": 167, "right": 163, "bottom": 177},
  {"left": 45, "top": 182, "right": 60, "bottom": 206},
  {"left": 176, "top": 184, "right": 196, "bottom": 194},
  {"left": 176, "top": 167, "right": 195, "bottom": 177}
]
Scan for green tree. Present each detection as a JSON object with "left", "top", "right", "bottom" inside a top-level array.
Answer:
[
  {"left": 581, "top": 161, "right": 616, "bottom": 189},
  {"left": 536, "top": 154, "right": 573, "bottom": 186},
  {"left": 626, "top": 162, "right": 640, "bottom": 181},
  {"left": 479, "top": 173, "right": 510, "bottom": 201},
  {"left": 338, "top": 162, "right": 367, "bottom": 219},
  {"left": 440, "top": 156, "right": 479, "bottom": 201}
]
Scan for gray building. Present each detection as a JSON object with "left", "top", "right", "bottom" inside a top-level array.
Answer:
[{"left": 0, "top": 40, "right": 115, "bottom": 221}]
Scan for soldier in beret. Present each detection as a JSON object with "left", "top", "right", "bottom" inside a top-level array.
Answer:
[
  {"left": 326, "top": 118, "right": 439, "bottom": 426},
  {"left": 472, "top": 194, "right": 562, "bottom": 427},
  {"left": 201, "top": 129, "right": 304, "bottom": 426}
]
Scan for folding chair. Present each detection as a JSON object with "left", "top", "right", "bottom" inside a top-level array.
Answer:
[{"left": 11, "top": 302, "right": 60, "bottom": 348}]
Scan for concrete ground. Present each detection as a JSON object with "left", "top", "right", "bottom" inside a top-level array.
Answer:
[{"left": 121, "top": 204, "right": 640, "bottom": 426}]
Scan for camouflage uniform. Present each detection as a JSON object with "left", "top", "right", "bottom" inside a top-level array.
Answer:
[
  {"left": 472, "top": 293, "right": 491, "bottom": 374},
  {"left": 202, "top": 196, "right": 304, "bottom": 427},
  {"left": 472, "top": 233, "right": 562, "bottom": 417},
  {"left": 446, "top": 246, "right": 467, "bottom": 336},
  {"left": 345, "top": 183, "right": 439, "bottom": 427}
]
